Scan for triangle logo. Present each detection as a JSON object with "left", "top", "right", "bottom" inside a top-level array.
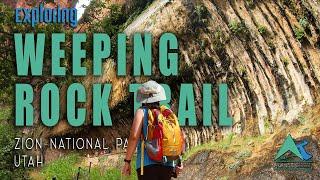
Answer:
[{"left": 275, "top": 134, "right": 303, "bottom": 160}]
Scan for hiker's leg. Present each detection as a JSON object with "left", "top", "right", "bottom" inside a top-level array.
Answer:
[
  {"left": 136, "top": 165, "right": 157, "bottom": 180},
  {"left": 158, "top": 166, "right": 173, "bottom": 180},
  {"left": 137, "top": 165, "right": 172, "bottom": 180}
]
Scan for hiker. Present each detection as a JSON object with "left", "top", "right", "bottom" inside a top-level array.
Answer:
[{"left": 122, "top": 80, "right": 184, "bottom": 180}]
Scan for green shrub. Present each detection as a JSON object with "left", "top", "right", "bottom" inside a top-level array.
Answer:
[
  {"left": 212, "top": 30, "right": 227, "bottom": 51},
  {"left": 92, "top": 166, "right": 137, "bottom": 180},
  {"left": 246, "top": 0, "right": 255, "bottom": 9},
  {"left": 35, "top": 154, "right": 138, "bottom": 179},
  {"left": 293, "top": 26, "right": 305, "bottom": 41},
  {"left": 227, "top": 74, "right": 237, "bottom": 85},
  {"left": 258, "top": 25, "right": 268, "bottom": 36},
  {"left": 0, "top": 3, "right": 19, "bottom": 104},
  {"left": 0, "top": 123, "right": 15, "bottom": 178},
  {"left": 229, "top": 21, "right": 250, "bottom": 40},
  {"left": 266, "top": 39, "right": 276, "bottom": 52},
  {"left": 40, "top": 153, "right": 80, "bottom": 179},
  {"left": 0, "top": 108, "right": 11, "bottom": 121},
  {"left": 101, "top": 4, "right": 127, "bottom": 36},
  {"left": 220, "top": 133, "right": 235, "bottom": 149},
  {"left": 80, "top": 0, "right": 106, "bottom": 23},
  {"left": 281, "top": 57, "right": 290, "bottom": 67},
  {"left": 84, "top": 167, "right": 126, "bottom": 180},
  {"left": 235, "top": 150, "right": 252, "bottom": 160},
  {"left": 290, "top": 17, "right": 310, "bottom": 42},
  {"left": 0, "top": 3, "right": 76, "bottom": 104},
  {"left": 228, "top": 160, "right": 244, "bottom": 171},
  {"left": 239, "top": 65, "right": 247, "bottom": 75},
  {"left": 195, "top": 4, "right": 209, "bottom": 24},
  {"left": 103, "top": 168, "right": 122, "bottom": 180},
  {"left": 282, "top": 0, "right": 295, "bottom": 10},
  {"left": 299, "top": 17, "right": 309, "bottom": 29},
  {"left": 191, "top": 3, "right": 209, "bottom": 30},
  {"left": 0, "top": 120, "right": 25, "bottom": 179}
]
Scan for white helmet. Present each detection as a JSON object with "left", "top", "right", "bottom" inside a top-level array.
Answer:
[{"left": 137, "top": 80, "right": 166, "bottom": 103}]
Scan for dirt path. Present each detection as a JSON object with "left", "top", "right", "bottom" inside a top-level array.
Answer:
[{"left": 177, "top": 104, "right": 320, "bottom": 179}]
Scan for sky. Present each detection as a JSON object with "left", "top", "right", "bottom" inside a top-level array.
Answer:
[{"left": 76, "top": 0, "right": 92, "bottom": 20}]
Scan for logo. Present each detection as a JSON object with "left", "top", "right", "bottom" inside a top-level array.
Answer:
[{"left": 274, "top": 134, "right": 313, "bottom": 171}]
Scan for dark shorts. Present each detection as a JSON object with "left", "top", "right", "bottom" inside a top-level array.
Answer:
[{"left": 136, "top": 164, "right": 173, "bottom": 180}]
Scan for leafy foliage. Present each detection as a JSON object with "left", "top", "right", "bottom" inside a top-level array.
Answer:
[
  {"left": 0, "top": 3, "right": 21, "bottom": 104},
  {"left": 266, "top": 38, "right": 276, "bottom": 53},
  {"left": 0, "top": 109, "right": 25, "bottom": 179},
  {"left": 246, "top": 0, "right": 256, "bottom": 9},
  {"left": 80, "top": 0, "right": 107, "bottom": 24},
  {"left": 190, "top": 3, "right": 209, "bottom": 32},
  {"left": 0, "top": 123, "right": 15, "bottom": 178},
  {"left": 82, "top": 0, "right": 152, "bottom": 60},
  {"left": 229, "top": 21, "right": 250, "bottom": 40},
  {"left": 257, "top": 25, "right": 268, "bottom": 36},
  {"left": 282, "top": 0, "right": 296, "bottom": 10},
  {"left": 195, "top": 4, "right": 209, "bottom": 24},
  {"left": 0, "top": 1, "right": 153, "bottom": 178},
  {"left": 291, "top": 17, "right": 310, "bottom": 42},
  {"left": 0, "top": 0, "right": 151, "bottom": 105},
  {"left": 101, "top": 4, "right": 127, "bottom": 36},
  {"left": 212, "top": 30, "right": 227, "bottom": 52},
  {"left": 281, "top": 57, "right": 290, "bottom": 67},
  {"left": 299, "top": 17, "right": 309, "bottom": 29},
  {"left": 293, "top": 26, "right": 306, "bottom": 41},
  {"left": 209, "top": 29, "right": 229, "bottom": 62},
  {"left": 0, "top": 3, "right": 73, "bottom": 104}
]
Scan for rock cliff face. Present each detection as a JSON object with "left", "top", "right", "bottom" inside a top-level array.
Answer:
[
  {"left": 38, "top": 0, "right": 320, "bottom": 149},
  {"left": 120, "top": 0, "right": 320, "bottom": 148}
]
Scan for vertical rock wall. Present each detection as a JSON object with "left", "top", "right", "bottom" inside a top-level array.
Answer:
[{"left": 34, "top": 0, "right": 320, "bottom": 149}]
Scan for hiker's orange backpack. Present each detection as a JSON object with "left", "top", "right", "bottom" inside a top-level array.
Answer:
[{"left": 143, "top": 105, "right": 184, "bottom": 162}]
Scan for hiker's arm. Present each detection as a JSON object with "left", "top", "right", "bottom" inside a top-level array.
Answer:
[{"left": 124, "top": 108, "right": 144, "bottom": 161}]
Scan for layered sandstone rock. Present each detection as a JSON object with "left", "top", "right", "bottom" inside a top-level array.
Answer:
[{"left": 26, "top": 0, "right": 320, "bottom": 149}]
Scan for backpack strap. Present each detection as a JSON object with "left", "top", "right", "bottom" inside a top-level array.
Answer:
[
  {"left": 140, "top": 107, "right": 148, "bottom": 176},
  {"left": 150, "top": 109, "right": 160, "bottom": 128},
  {"left": 141, "top": 107, "right": 148, "bottom": 140}
]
